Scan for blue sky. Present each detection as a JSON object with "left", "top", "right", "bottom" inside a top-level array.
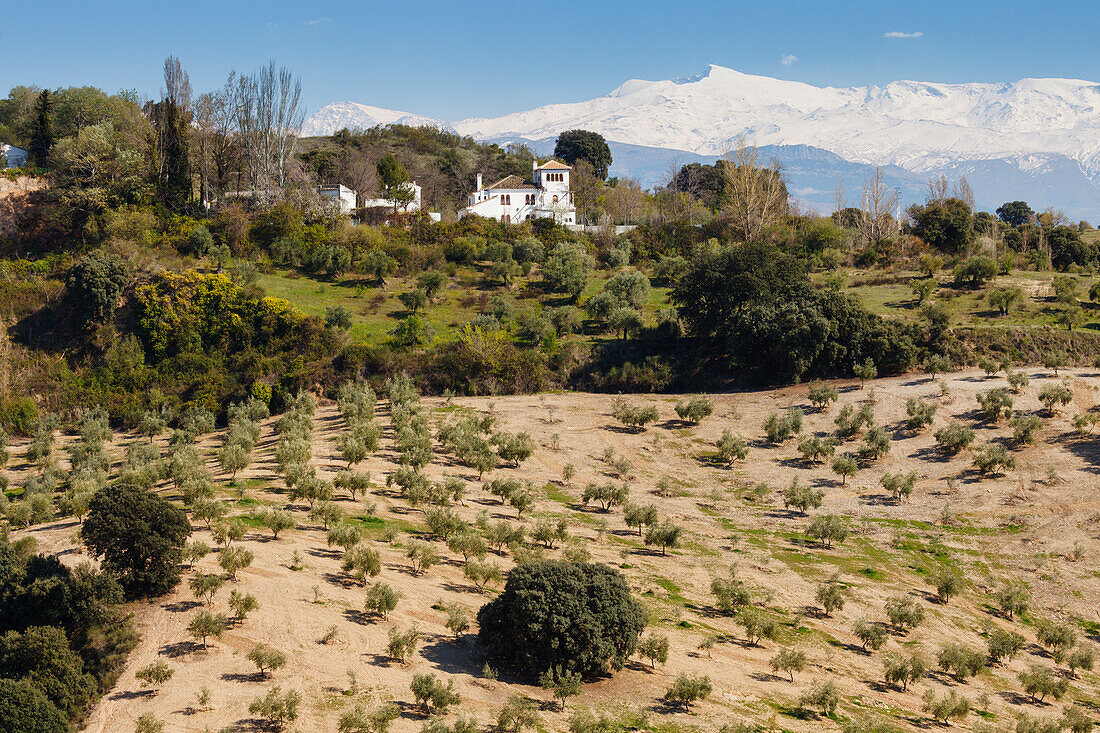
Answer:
[{"left": 3, "top": 0, "right": 1099, "bottom": 120}]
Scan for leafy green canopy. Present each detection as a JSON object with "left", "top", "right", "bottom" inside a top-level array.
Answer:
[
  {"left": 477, "top": 560, "right": 646, "bottom": 680},
  {"left": 0, "top": 545, "right": 122, "bottom": 641},
  {"left": 907, "top": 198, "right": 975, "bottom": 254},
  {"left": 0, "top": 626, "right": 97, "bottom": 721},
  {"left": 65, "top": 250, "right": 129, "bottom": 323},
  {"left": 81, "top": 483, "right": 191, "bottom": 598},
  {"left": 671, "top": 242, "right": 915, "bottom": 382},
  {"left": 0, "top": 677, "right": 69, "bottom": 733},
  {"left": 0, "top": 537, "right": 131, "bottom": 730},
  {"left": 553, "top": 130, "right": 612, "bottom": 180}
]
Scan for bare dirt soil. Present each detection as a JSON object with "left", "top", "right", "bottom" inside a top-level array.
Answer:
[
  {"left": 11, "top": 368, "right": 1100, "bottom": 732},
  {"left": 0, "top": 175, "right": 45, "bottom": 239}
]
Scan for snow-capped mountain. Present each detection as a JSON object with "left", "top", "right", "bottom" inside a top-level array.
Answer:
[
  {"left": 299, "top": 101, "right": 447, "bottom": 137},
  {"left": 453, "top": 65, "right": 1100, "bottom": 176},
  {"left": 302, "top": 65, "right": 1100, "bottom": 217}
]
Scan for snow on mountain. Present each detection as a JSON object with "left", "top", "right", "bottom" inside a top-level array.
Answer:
[
  {"left": 299, "top": 101, "right": 446, "bottom": 137},
  {"left": 452, "top": 65, "right": 1100, "bottom": 177},
  {"left": 302, "top": 65, "right": 1100, "bottom": 217}
]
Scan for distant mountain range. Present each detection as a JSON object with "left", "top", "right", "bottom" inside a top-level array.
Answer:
[{"left": 301, "top": 65, "right": 1100, "bottom": 219}]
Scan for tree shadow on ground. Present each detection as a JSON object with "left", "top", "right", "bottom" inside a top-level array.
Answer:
[
  {"left": 220, "top": 671, "right": 263, "bottom": 684},
  {"left": 342, "top": 609, "right": 380, "bottom": 627},
  {"left": 228, "top": 716, "right": 275, "bottom": 732},
  {"left": 162, "top": 600, "right": 203, "bottom": 613},
  {"left": 441, "top": 581, "right": 481, "bottom": 595},
  {"left": 323, "top": 572, "right": 362, "bottom": 589},
  {"left": 908, "top": 446, "right": 951, "bottom": 463},
  {"left": 159, "top": 640, "right": 205, "bottom": 658},
  {"left": 749, "top": 671, "right": 785, "bottom": 683},
  {"left": 419, "top": 633, "right": 483, "bottom": 677},
  {"left": 108, "top": 689, "right": 156, "bottom": 701},
  {"left": 997, "top": 690, "right": 1041, "bottom": 707},
  {"left": 1062, "top": 437, "right": 1100, "bottom": 475}
]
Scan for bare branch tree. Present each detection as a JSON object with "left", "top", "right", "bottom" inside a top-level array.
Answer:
[
  {"left": 926, "top": 174, "right": 949, "bottom": 203},
  {"left": 604, "top": 177, "right": 647, "bottom": 225},
  {"left": 858, "top": 167, "right": 898, "bottom": 244},
  {"left": 232, "top": 73, "right": 260, "bottom": 193},
  {"left": 721, "top": 139, "right": 787, "bottom": 242},
  {"left": 194, "top": 74, "right": 239, "bottom": 204},
  {"left": 230, "top": 62, "right": 305, "bottom": 194},
  {"left": 832, "top": 175, "right": 846, "bottom": 214},
  {"left": 270, "top": 64, "right": 305, "bottom": 188},
  {"left": 951, "top": 176, "right": 974, "bottom": 210}
]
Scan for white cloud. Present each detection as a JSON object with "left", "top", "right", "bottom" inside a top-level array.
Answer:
[
  {"left": 884, "top": 31, "right": 922, "bottom": 38},
  {"left": 304, "top": 17, "right": 331, "bottom": 26},
  {"left": 780, "top": 54, "right": 798, "bottom": 66}
]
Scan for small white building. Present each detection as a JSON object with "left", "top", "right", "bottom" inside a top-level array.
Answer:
[
  {"left": 460, "top": 160, "right": 576, "bottom": 225},
  {"left": 360, "top": 181, "right": 422, "bottom": 212},
  {"left": 318, "top": 184, "right": 358, "bottom": 214},
  {"left": 1, "top": 144, "right": 28, "bottom": 169}
]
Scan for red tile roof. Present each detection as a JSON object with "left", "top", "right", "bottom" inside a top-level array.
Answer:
[{"left": 486, "top": 174, "right": 536, "bottom": 190}]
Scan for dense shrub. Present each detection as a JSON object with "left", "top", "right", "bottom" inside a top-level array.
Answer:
[
  {"left": 0, "top": 626, "right": 97, "bottom": 720},
  {"left": 0, "top": 677, "right": 69, "bottom": 733},
  {"left": 953, "top": 256, "right": 997, "bottom": 287},
  {"left": 132, "top": 270, "right": 334, "bottom": 362},
  {"left": 672, "top": 242, "right": 915, "bottom": 382},
  {"left": 81, "top": 483, "right": 191, "bottom": 598},
  {"left": 1048, "top": 225, "right": 1099, "bottom": 270},
  {"left": 542, "top": 243, "right": 594, "bottom": 298},
  {"left": 476, "top": 561, "right": 646, "bottom": 679},
  {"left": 908, "top": 198, "right": 974, "bottom": 254},
  {"left": 425, "top": 326, "right": 550, "bottom": 395},
  {"left": 65, "top": 250, "right": 129, "bottom": 324}
]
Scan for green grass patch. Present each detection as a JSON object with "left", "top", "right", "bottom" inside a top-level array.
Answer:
[
  {"left": 650, "top": 575, "right": 689, "bottom": 605},
  {"left": 257, "top": 265, "right": 673, "bottom": 347},
  {"left": 540, "top": 482, "right": 572, "bottom": 505}
]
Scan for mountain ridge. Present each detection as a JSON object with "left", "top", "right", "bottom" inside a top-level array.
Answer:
[{"left": 300, "top": 65, "right": 1100, "bottom": 218}]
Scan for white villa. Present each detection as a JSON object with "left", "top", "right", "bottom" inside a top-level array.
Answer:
[
  {"left": 320, "top": 181, "right": 424, "bottom": 214},
  {"left": 1, "top": 143, "right": 28, "bottom": 168},
  {"left": 318, "top": 184, "right": 358, "bottom": 213},
  {"left": 360, "top": 181, "right": 422, "bottom": 212},
  {"left": 460, "top": 160, "right": 576, "bottom": 225}
]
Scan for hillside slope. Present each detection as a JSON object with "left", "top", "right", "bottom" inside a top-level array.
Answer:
[{"left": 14, "top": 371, "right": 1100, "bottom": 732}]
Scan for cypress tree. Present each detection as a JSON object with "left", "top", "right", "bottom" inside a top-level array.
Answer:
[
  {"left": 156, "top": 56, "right": 192, "bottom": 210},
  {"left": 28, "top": 90, "right": 53, "bottom": 167}
]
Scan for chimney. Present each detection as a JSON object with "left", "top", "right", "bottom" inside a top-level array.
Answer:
[{"left": 476, "top": 173, "right": 483, "bottom": 192}]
